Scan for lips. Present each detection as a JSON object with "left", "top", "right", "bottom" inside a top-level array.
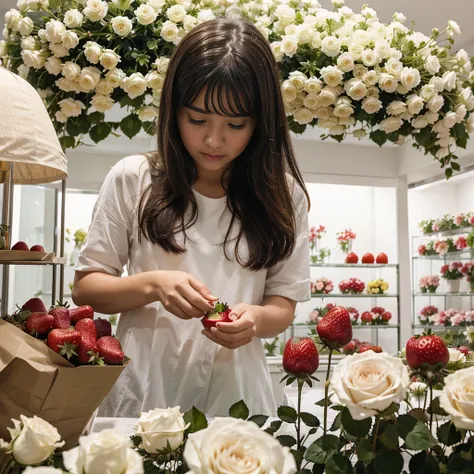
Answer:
[{"left": 202, "top": 153, "right": 225, "bottom": 161}]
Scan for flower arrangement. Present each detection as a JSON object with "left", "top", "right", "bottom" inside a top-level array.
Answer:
[
  {"left": 461, "top": 262, "right": 474, "bottom": 282},
  {"left": 338, "top": 277, "right": 364, "bottom": 294},
  {"left": 307, "top": 303, "right": 335, "bottom": 324},
  {"left": 341, "top": 338, "right": 382, "bottom": 355},
  {"left": 418, "top": 219, "right": 435, "bottom": 235},
  {"left": 310, "top": 277, "right": 334, "bottom": 294},
  {"left": 431, "top": 308, "right": 473, "bottom": 327},
  {"left": 309, "top": 225, "right": 326, "bottom": 241},
  {"left": 65, "top": 228, "right": 87, "bottom": 248},
  {"left": 418, "top": 305, "right": 439, "bottom": 325},
  {"left": 419, "top": 212, "right": 474, "bottom": 234},
  {"left": 455, "top": 235, "right": 467, "bottom": 250},
  {"left": 309, "top": 226, "right": 330, "bottom": 263},
  {"left": 346, "top": 306, "right": 359, "bottom": 325},
  {"left": 359, "top": 306, "right": 391, "bottom": 325},
  {"left": 440, "top": 261, "right": 464, "bottom": 280},
  {"left": 417, "top": 241, "right": 437, "bottom": 256},
  {"left": 434, "top": 238, "right": 457, "bottom": 256},
  {"left": 366, "top": 278, "right": 389, "bottom": 294},
  {"left": 418, "top": 275, "right": 440, "bottom": 293},
  {"left": 336, "top": 228, "right": 356, "bottom": 253}
]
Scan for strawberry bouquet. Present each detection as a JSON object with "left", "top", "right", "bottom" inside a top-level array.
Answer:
[
  {"left": 346, "top": 306, "right": 359, "bottom": 325},
  {"left": 338, "top": 277, "right": 365, "bottom": 294}
]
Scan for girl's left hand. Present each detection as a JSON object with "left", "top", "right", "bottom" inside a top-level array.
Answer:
[{"left": 201, "top": 303, "right": 261, "bottom": 350}]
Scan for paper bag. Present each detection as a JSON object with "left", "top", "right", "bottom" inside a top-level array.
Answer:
[{"left": 0, "top": 320, "right": 130, "bottom": 449}]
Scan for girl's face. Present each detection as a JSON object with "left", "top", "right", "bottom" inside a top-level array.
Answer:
[{"left": 177, "top": 89, "right": 256, "bottom": 179}]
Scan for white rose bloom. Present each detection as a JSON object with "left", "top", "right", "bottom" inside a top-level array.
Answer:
[
  {"left": 363, "top": 70, "right": 379, "bottom": 87},
  {"left": 311, "top": 32, "right": 322, "bottom": 50},
  {"left": 281, "top": 80, "right": 297, "bottom": 102},
  {"left": 401, "top": 67, "right": 421, "bottom": 90},
  {"left": 55, "top": 110, "right": 68, "bottom": 123},
  {"left": 361, "top": 6, "right": 377, "bottom": 19},
  {"left": 64, "top": 9, "right": 83, "bottom": 28},
  {"left": 430, "top": 76, "right": 445, "bottom": 94},
  {"left": 55, "top": 77, "right": 77, "bottom": 92},
  {"left": 59, "top": 98, "right": 86, "bottom": 117},
  {"left": 100, "top": 49, "right": 120, "bottom": 70},
  {"left": 425, "top": 111, "right": 439, "bottom": 124},
  {"left": 460, "top": 87, "right": 473, "bottom": 105},
  {"left": 352, "top": 30, "right": 371, "bottom": 47},
  {"left": 353, "top": 128, "right": 367, "bottom": 139},
  {"left": 84, "top": 0, "right": 108, "bottom": 22},
  {"left": 448, "top": 20, "right": 461, "bottom": 36},
  {"left": 106, "top": 67, "right": 126, "bottom": 88},
  {"left": 20, "top": 36, "right": 36, "bottom": 50},
  {"left": 111, "top": 16, "right": 133, "bottom": 37},
  {"left": 436, "top": 135, "right": 455, "bottom": 147},
  {"left": 62, "top": 61, "right": 81, "bottom": 80},
  {"left": 45, "top": 20, "right": 66, "bottom": 43},
  {"left": 427, "top": 95, "right": 444, "bottom": 113},
  {"left": 333, "top": 97, "right": 353, "bottom": 118},
  {"left": 456, "top": 48, "right": 469, "bottom": 66},
  {"left": 387, "top": 101, "right": 407, "bottom": 116},
  {"left": 410, "top": 382, "right": 428, "bottom": 394},
  {"left": 374, "top": 40, "right": 391, "bottom": 60},
  {"left": 0, "top": 40, "right": 7, "bottom": 57},
  {"left": 38, "top": 28, "right": 47, "bottom": 42},
  {"left": 420, "top": 84, "right": 436, "bottom": 102},
  {"left": 154, "top": 57, "right": 169, "bottom": 75},
  {"left": 84, "top": 41, "right": 102, "bottom": 64},
  {"left": 23, "top": 467, "right": 63, "bottom": 474},
  {"left": 160, "top": 21, "right": 179, "bottom": 43},
  {"left": 284, "top": 24, "right": 297, "bottom": 36},
  {"left": 385, "top": 58, "right": 403, "bottom": 79},
  {"left": 467, "top": 114, "right": 474, "bottom": 133},
  {"left": 456, "top": 104, "right": 467, "bottom": 122},
  {"left": 61, "top": 31, "right": 79, "bottom": 50},
  {"left": 425, "top": 55, "right": 441, "bottom": 75},
  {"left": 146, "top": 70, "right": 165, "bottom": 90},
  {"left": 135, "top": 4, "right": 157, "bottom": 25},
  {"left": 467, "top": 97, "right": 474, "bottom": 112},
  {"left": 412, "top": 116, "right": 429, "bottom": 129},
  {"left": 122, "top": 72, "right": 147, "bottom": 98},
  {"left": 332, "top": 351, "right": 410, "bottom": 420},
  {"left": 21, "top": 50, "right": 46, "bottom": 69},
  {"left": 275, "top": 5, "right": 296, "bottom": 25},
  {"left": 303, "top": 92, "right": 321, "bottom": 110},
  {"left": 337, "top": 52, "right": 354, "bottom": 72},
  {"left": 183, "top": 15, "right": 197, "bottom": 33},
  {"left": 380, "top": 117, "right": 403, "bottom": 134},
  {"left": 63, "top": 430, "right": 143, "bottom": 474},
  {"left": 317, "top": 117, "right": 339, "bottom": 130},
  {"left": 147, "top": 0, "right": 166, "bottom": 13},
  {"left": 345, "top": 78, "right": 367, "bottom": 101},
  {"left": 293, "top": 93, "right": 305, "bottom": 108},
  {"left": 406, "top": 94, "right": 424, "bottom": 115},
  {"left": 7, "top": 415, "right": 64, "bottom": 465},
  {"left": 440, "top": 367, "right": 474, "bottom": 430},
  {"left": 339, "top": 6, "right": 354, "bottom": 18},
  {"left": 17, "top": 64, "right": 30, "bottom": 79},
  {"left": 304, "top": 77, "right": 323, "bottom": 94},
  {"left": 338, "top": 116, "right": 356, "bottom": 127},
  {"left": 321, "top": 36, "right": 341, "bottom": 58},
  {"left": 313, "top": 107, "right": 332, "bottom": 119},
  {"left": 50, "top": 43, "right": 69, "bottom": 58},
  {"left": 366, "top": 87, "right": 379, "bottom": 98},
  {"left": 319, "top": 86, "right": 340, "bottom": 107},
  {"left": 297, "top": 25, "right": 313, "bottom": 45},
  {"left": 95, "top": 79, "right": 114, "bottom": 95},
  {"left": 436, "top": 147, "right": 450, "bottom": 159},
  {"left": 45, "top": 56, "right": 62, "bottom": 75},
  {"left": 17, "top": 17, "right": 34, "bottom": 36},
  {"left": 320, "top": 66, "right": 343, "bottom": 87},
  {"left": 138, "top": 106, "right": 157, "bottom": 122},
  {"left": 196, "top": 9, "right": 215, "bottom": 23},
  {"left": 443, "top": 71, "right": 457, "bottom": 92},
  {"left": 280, "top": 35, "right": 298, "bottom": 58},
  {"left": 331, "top": 0, "right": 345, "bottom": 7},
  {"left": 167, "top": 4, "right": 186, "bottom": 23},
  {"left": 362, "top": 97, "right": 382, "bottom": 114},
  {"left": 5, "top": 9, "right": 21, "bottom": 30},
  {"left": 91, "top": 94, "right": 115, "bottom": 112},
  {"left": 433, "top": 120, "right": 449, "bottom": 135},
  {"left": 443, "top": 111, "right": 458, "bottom": 129},
  {"left": 78, "top": 66, "right": 101, "bottom": 92},
  {"left": 288, "top": 71, "right": 307, "bottom": 92},
  {"left": 378, "top": 73, "right": 398, "bottom": 93},
  {"left": 184, "top": 418, "right": 296, "bottom": 474},
  {"left": 352, "top": 64, "right": 367, "bottom": 80}
]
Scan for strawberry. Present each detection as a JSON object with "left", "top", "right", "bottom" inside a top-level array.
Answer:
[
  {"left": 201, "top": 301, "right": 234, "bottom": 330},
  {"left": 376, "top": 252, "right": 388, "bottom": 264},
  {"left": 47, "top": 328, "right": 81, "bottom": 359},
  {"left": 283, "top": 337, "right": 319, "bottom": 377},
  {"left": 30, "top": 244, "right": 45, "bottom": 252},
  {"left": 11, "top": 241, "right": 29, "bottom": 251},
  {"left": 94, "top": 318, "right": 112, "bottom": 338},
  {"left": 317, "top": 306, "right": 352, "bottom": 349},
  {"left": 75, "top": 318, "right": 102, "bottom": 365},
  {"left": 49, "top": 303, "right": 71, "bottom": 329},
  {"left": 22, "top": 297, "right": 47, "bottom": 314},
  {"left": 75, "top": 318, "right": 97, "bottom": 340},
  {"left": 97, "top": 336, "right": 124, "bottom": 365},
  {"left": 342, "top": 340, "right": 358, "bottom": 354},
  {"left": 361, "top": 312, "right": 373, "bottom": 324},
  {"left": 70, "top": 305, "right": 94, "bottom": 324},
  {"left": 458, "top": 346, "right": 470, "bottom": 356},
  {"left": 361, "top": 252, "right": 375, "bottom": 264},
  {"left": 357, "top": 343, "right": 373, "bottom": 353},
  {"left": 405, "top": 333, "right": 449, "bottom": 370},
  {"left": 345, "top": 252, "right": 358, "bottom": 264},
  {"left": 26, "top": 312, "right": 54, "bottom": 336}
]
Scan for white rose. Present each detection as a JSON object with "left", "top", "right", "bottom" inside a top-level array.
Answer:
[
  {"left": 137, "top": 106, "right": 157, "bottom": 122},
  {"left": 348, "top": 43, "right": 363, "bottom": 61},
  {"left": 440, "top": 367, "right": 474, "bottom": 430},
  {"left": 387, "top": 100, "right": 407, "bottom": 116},
  {"left": 147, "top": 0, "right": 166, "bottom": 13},
  {"left": 385, "top": 58, "right": 403, "bottom": 79},
  {"left": 50, "top": 43, "right": 69, "bottom": 58},
  {"left": 333, "top": 97, "right": 353, "bottom": 118},
  {"left": 425, "top": 55, "right": 440, "bottom": 75},
  {"left": 59, "top": 98, "right": 86, "bottom": 117},
  {"left": 146, "top": 70, "right": 165, "bottom": 90},
  {"left": 412, "top": 116, "right": 429, "bottom": 129},
  {"left": 321, "top": 36, "right": 341, "bottom": 57},
  {"left": 184, "top": 418, "right": 296, "bottom": 474},
  {"left": 331, "top": 0, "right": 345, "bottom": 7},
  {"left": 95, "top": 79, "right": 114, "bottom": 95},
  {"left": 352, "top": 64, "right": 367, "bottom": 80},
  {"left": 419, "top": 84, "right": 436, "bottom": 102},
  {"left": 320, "top": 66, "right": 343, "bottom": 87},
  {"left": 304, "top": 77, "right": 323, "bottom": 94},
  {"left": 0, "top": 40, "right": 7, "bottom": 57},
  {"left": 285, "top": 25, "right": 298, "bottom": 37},
  {"left": 154, "top": 57, "right": 169, "bottom": 75},
  {"left": 293, "top": 107, "right": 314, "bottom": 124},
  {"left": 467, "top": 114, "right": 474, "bottom": 133},
  {"left": 281, "top": 80, "right": 297, "bottom": 102},
  {"left": 280, "top": 35, "right": 298, "bottom": 58},
  {"left": 196, "top": 9, "right": 215, "bottom": 23},
  {"left": 374, "top": 40, "right": 391, "bottom": 60},
  {"left": 425, "top": 111, "right": 439, "bottom": 124},
  {"left": 61, "top": 31, "right": 79, "bottom": 50},
  {"left": 345, "top": 78, "right": 367, "bottom": 101},
  {"left": 352, "top": 30, "right": 371, "bottom": 47},
  {"left": 135, "top": 407, "right": 189, "bottom": 453},
  {"left": 313, "top": 107, "right": 332, "bottom": 119},
  {"left": 17, "top": 17, "right": 34, "bottom": 36},
  {"left": 122, "top": 72, "right": 147, "bottom": 98},
  {"left": 297, "top": 25, "right": 313, "bottom": 45},
  {"left": 443, "top": 71, "right": 457, "bottom": 92},
  {"left": 457, "top": 49, "right": 469, "bottom": 66},
  {"left": 319, "top": 86, "right": 340, "bottom": 107},
  {"left": 5, "top": 9, "right": 21, "bottom": 30},
  {"left": 380, "top": 117, "right": 403, "bottom": 134},
  {"left": 337, "top": 52, "right": 354, "bottom": 72},
  {"left": 17, "top": 64, "right": 30, "bottom": 79},
  {"left": 111, "top": 16, "right": 133, "bottom": 37},
  {"left": 460, "top": 87, "right": 473, "bottom": 105},
  {"left": 288, "top": 71, "right": 307, "bottom": 92},
  {"left": 443, "top": 112, "right": 458, "bottom": 129},
  {"left": 393, "top": 12, "right": 407, "bottom": 23},
  {"left": 339, "top": 116, "right": 355, "bottom": 127},
  {"left": 64, "top": 9, "right": 83, "bottom": 28},
  {"left": 361, "top": 48, "right": 378, "bottom": 67},
  {"left": 406, "top": 94, "right": 424, "bottom": 115},
  {"left": 62, "top": 61, "right": 81, "bottom": 80},
  {"left": 84, "top": 41, "right": 102, "bottom": 64},
  {"left": 45, "top": 20, "right": 66, "bottom": 43},
  {"left": 45, "top": 56, "right": 62, "bottom": 75},
  {"left": 63, "top": 429, "right": 143, "bottom": 474},
  {"left": 38, "top": 28, "right": 47, "bottom": 42},
  {"left": 362, "top": 97, "right": 382, "bottom": 114},
  {"left": 100, "top": 49, "right": 120, "bottom": 70},
  {"left": 317, "top": 118, "right": 338, "bottom": 130},
  {"left": 78, "top": 66, "right": 101, "bottom": 92},
  {"left": 183, "top": 15, "right": 197, "bottom": 33},
  {"left": 20, "top": 36, "right": 36, "bottom": 50},
  {"left": 55, "top": 110, "right": 67, "bottom": 124},
  {"left": 362, "top": 6, "right": 377, "bottom": 19},
  {"left": 456, "top": 104, "right": 467, "bottom": 122},
  {"left": 106, "top": 68, "right": 126, "bottom": 88},
  {"left": 90, "top": 94, "right": 114, "bottom": 112},
  {"left": 160, "top": 21, "right": 179, "bottom": 43},
  {"left": 363, "top": 70, "right": 379, "bottom": 87},
  {"left": 275, "top": 5, "right": 296, "bottom": 25},
  {"left": 303, "top": 92, "right": 321, "bottom": 110},
  {"left": 467, "top": 97, "right": 474, "bottom": 112},
  {"left": 84, "top": 0, "right": 108, "bottom": 22},
  {"left": 436, "top": 135, "right": 455, "bottom": 147},
  {"left": 436, "top": 147, "right": 450, "bottom": 159},
  {"left": 293, "top": 93, "right": 305, "bottom": 108},
  {"left": 433, "top": 120, "right": 449, "bottom": 135},
  {"left": 167, "top": 4, "right": 186, "bottom": 23},
  {"left": 427, "top": 95, "right": 444, "bottom": 113},
  {"left": 401, "top": 67, "right": 421, "bottom": 90},
  {"left": 448, "top": 20, "right": 461, "bottom": 36},
  {"left": 135, "top": 4, "right": 157, "bottom": 25},
  {"left": 379, "top": 73, "right": 398, "bottom": 93},
  {"left": 366, "top": 86, "right": 379, "bottom": 98},
  {"left": 21, "top": 50, "right": 46, "bottom": 69},
  {"left": 332, "top": 351, "right": 410, "bottom": 420},
  {"left": 55, "top": 77, "right": 77, "bottom": 92},
  {"left": 430, "top": 76, "right": 445, "bottom": 94},
  {"left": 353, "top": 128, "right": 367, "bottom": 139},
  {"left": 7, "top": 415, "right": 64, "bottom": 465}
]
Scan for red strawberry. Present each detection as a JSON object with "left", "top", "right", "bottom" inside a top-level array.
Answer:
[
  {"left": 345, "top": 252, "right": 358, "bottom": 264},
  {"left": 75, "top": 318, "right": 97, "bottom": 340},
  {"left": 75, "top": 318, "right": 102, "bottom": 365},
  {"left": 70, "top": 305, "right": 94, "bottom": 324},
  {"left": 22, "top": 297, "right": 47, "bottom": 314},
  {"left": 283, "top": 337, "right": 319, "bottom": 377},
  {"left": 382, "top": 311, "right": 392, "bottom": 322},
  {"left": 30, "top": 244, "right": 45, "bottom": 252},
  {"left": 201, "top": 301, "right": 234, "bottom": 330},
  {"left": 361, "top": 312, "right": 373, "bottom": 324},
  {"left": 94, "top": 318, "right": 112, "bottom": 338},
  {"left": 26, "top": 312, "right": 54, "bottom": 336},
  {"left": 49, "top": 304, "right": 71, "bottom": 329},
  {"left": 97, "top": 336, "right": 124, "bottom": 364},
  {"left": 458, "top": 346, "right": 470, "bottom": 356},
  {"left": 317, "top": 306, "right": 352, "bottom": 349},
  {"left": 47, "top": 329, "right": 81, "bottom": 359},
  {"left": 361, "top": 253, "right": 375, "bottom": 264},
  {"left": 11, "top": 241, "right": 29, "bottom": 251},
  {"left": 342, "top": 340, "right": 357, "bottom": 354},
  {"left": 376, "top": 252, "right": 388, "bottom": 264},
  {"left": 405, "top": 333, "right": 449, "bottom": 370}
]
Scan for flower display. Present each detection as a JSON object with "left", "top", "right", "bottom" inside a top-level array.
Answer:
[
  {"left": 418, "top": 275, "right": 440, "bottom": 293},
  {"left": 346, "top": 306, "right": 359, "bottom": 324},
  {"left": 440, "top": 261, "right": 464, "bottom": 280},
  {"left": 455, "top": 235, "right": 468, "bottom": 250},
  {"left": 338, "top": 277, "right": 364, "bottom": 294},
  {"left": 366, "top": 278, "right": 389, "bottom": 294},
  {"left": 419, "top": 212, "right": 474, "bottom": 234},
  {"left": 418, "top": 241, "right": 436, "bottom": 256},
  {"left": 461, "top": 262, "right": 474, "bottom": 282},
  {"left": 310, "top": 277, "right": 334, "bottom": 294},
  {"left": 418, "top": 305, "right": 439, "bottom": 325},
  {"left": 336, "top": 229, "right": 356, "bottom": 253}
]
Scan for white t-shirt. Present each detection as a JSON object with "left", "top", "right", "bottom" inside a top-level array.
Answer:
[{"left": 76, "top": 154, "right": 310, "bottom": 417}]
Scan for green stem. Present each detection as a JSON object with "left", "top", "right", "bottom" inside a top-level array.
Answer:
[
  {"left": 323, "top": 349, "right": 333, "bottom": 435},
  {"left": 296, "top": 378, "right": 304, "bottom": 468},
  {"left": 373, "top": 416, "right": 381, "bottom": 453},
  {"left": 429, "top": 381, "right": 434, "bottom": 433}
]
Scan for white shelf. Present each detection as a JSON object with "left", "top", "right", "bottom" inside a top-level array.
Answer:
[
  {"left": 417, "top": 226, "right": 473, "bottom": 238},
  {"left": 413, "top": 250, "right": 474, "bottom": 260},
  {"left": 413, "top": 292, "right": 474, "bottom": 297},
  {"left": 294, "top": 324, "right": 399, "bottom": 330},
  {"left": 311, "top": 293, "right": 398, "bottom": 298},
  {"left": 310, "top": 263, "right": 398, "bottom": 268}
]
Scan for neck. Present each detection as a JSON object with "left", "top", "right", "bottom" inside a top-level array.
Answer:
[{"left": 194, "top": 168, "right": 227, "bottom": 198}]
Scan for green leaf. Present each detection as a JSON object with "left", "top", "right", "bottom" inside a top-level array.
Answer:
[
  {"left": 229, "top": 400, "right": 249, "bottom": 420},
  {"left": 278, "top": 405, "right": 297, "bottom": 423},
  {"left": 374, "top": 450, "right": 403, "bottom": 474},
  {"left": 277, "top": 435, "right": 297, "bottom": 447},
  {"left": 305, "top": 435, "right": 340, "bottom": 464},
  {"left": 329, "top": 134, "right": 344, "bottom": 143},
  {"left": 66, "top": 120, "right": 81, "bottom": 137},
  {"left": 301, "top": 412, "right": 320, "bottom": 428},
  {"left": 378, "top": 403, "right": 399, "bottom": 418},
  {"left": 341, "top": 408, "right": 372, "bottom": 438},
  {"left": 380, "top": 424, "right": 399, "bottom": 450},
  {"left": 451, "top": 161, "right": 461, "bottom": 171},
  {"left": 265, "top": 420, "right": 282, "bottom": 435},
  {"left": 445, "top": 167, "right": 454, "bottom": 179},
  {"left": 370, "top": 130, "right": 388, "bottom": 147},
  {"left": 143, "top": 121, "right": 156, "bottom": 136},
  {"left": 59, "top": 135, "right": 75, "bottom": 150},
  {"left": 356, "top": 439, "right": 375, "bottom": 463},
  {"left": 312, "top": 465, "right": 325, "bottom": 474},
  {"left": 291, "top": 450, "right": 305, "bottom": 465},
  {"left": 409, "top": 452, "right": 440, "bottom": 474},
  {"left": 326, "top": 452, "right": 354, "bottom": 474},
  {"left": 447, "top": 452, "right": 472, "bottom": 473},
  {"left": 248, "top": 415, "right": 268, "bottom": 428},
  {"left": 183, "top": 406, "right": 207, "bottom": 433},
  {"left": 120, "top": 114, "right": 142, "bottom": 139},
  {"left": 437, "top": 421, "right": 462, "bottom": 446},
  {"left": 88, "top": 112, "right": 105, "bottom": 123},
  {"left": 404, "top": 420, "right": 437, "bottom": 451},
  {"left": 330, "top": 411, "right": 343, "bottom": 432},
  {"left": 428, "top": 397, "right": 448, "bottom": 416},
  {"left": 89, "top": 122, "right": 112, "bottom": 144},
  {"left": 315, "top": 397, "right": 328, "bottom": 407}
]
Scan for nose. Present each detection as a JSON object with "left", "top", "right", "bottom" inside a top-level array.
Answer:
[{"left": 204, "top": 124, "right": 225, "bottom": 149}]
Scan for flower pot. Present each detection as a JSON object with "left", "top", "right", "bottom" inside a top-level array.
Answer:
[
  {"left": 420, "top": 287, "right": 427, "bottom": 293},
  {"left": 445, "top": 279, "right": 461, "bottom": 293},
  {"left": 427, "top": 285, "right": 438, "bottom": 293}
]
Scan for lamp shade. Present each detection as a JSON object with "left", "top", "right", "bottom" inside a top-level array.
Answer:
[{"left": 0, "top": 67, "right": 68, "bottom": 184}]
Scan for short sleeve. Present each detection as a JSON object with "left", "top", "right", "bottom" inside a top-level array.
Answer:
[
  {"left": 263, "top": 181, "right": 310, "bottom": 302},
  {"left": 74, "top": 157, "right": 139, "bottom": 276}
]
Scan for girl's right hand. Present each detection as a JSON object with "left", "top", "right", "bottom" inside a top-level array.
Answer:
[{"left": 153, "top": 270, "right": 218, "bottom": 320}]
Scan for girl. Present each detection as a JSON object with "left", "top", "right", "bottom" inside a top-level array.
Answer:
[{"left": 73, "top": 17, "right": 310, "bottom": 418}]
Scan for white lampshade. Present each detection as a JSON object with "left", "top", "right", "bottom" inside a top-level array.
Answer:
[{"left": 0, "top": 67, "right": 68, "bottom": 184}]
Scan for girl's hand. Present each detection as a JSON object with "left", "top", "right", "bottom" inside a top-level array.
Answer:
[
  {"left": 201, "top": 303, "right": 262, "bottom": 350},
  {"left": 154, "top": 270, "right": 218, "bottom": 320}
]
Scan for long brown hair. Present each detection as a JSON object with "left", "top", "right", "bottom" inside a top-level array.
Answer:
[{"left": 139, "top": 17, "right": 310, "bottom": 271}]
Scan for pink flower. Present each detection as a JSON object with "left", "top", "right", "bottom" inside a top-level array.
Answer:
[
  {"left": 420, "top": 305, "right": 438, "bottom": 317},
  {"left": 435, "top": 240, "right": 448, "bottom": 256},
  {"left": 432, "top": 222, "right": 440, "bottom": 231},
  {"left": 455, "top": 214, "right": 464, "bottom": 226},
  {"left": 309, "top": 310, "right": 320, "bottom": 322},
  {"left": 452, "top": 261, "right": 463, "bottom": 270},
  {"left": 456, "top": 236, "right": 467, "bottom": 250},
  {"left": 440, "top": 264, "right": 449, "bottom": 275},
  {"left": 433, "top": 312, "right": 447, "bottom": 326},
  {"left": 470, "top": 216, "right": 474, "bottom": 226},
  {"left": 418, "top": 244, "right": 427, "bottom": 256},
  {"left": 451, "top": 312, "right": 467, "bottom": 326},
  {"left": 316, "top": 281, "right": 324, "bottom": 291}
]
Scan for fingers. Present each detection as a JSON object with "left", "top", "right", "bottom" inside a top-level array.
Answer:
[
  {"left": 209, "top": 326, "right": 255, "bottom": 342},
  {"left": 188, "top": 276, "right": 219, "bottom": 302},
  {"left": 216, "top": 317, "right": 254, "bottom": 333},
  {"left": 201, "top": 329, "right": 253, "bottom": 350},
  {"left": 180, "top": 285, "right": 215, "bottom": 314}
]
